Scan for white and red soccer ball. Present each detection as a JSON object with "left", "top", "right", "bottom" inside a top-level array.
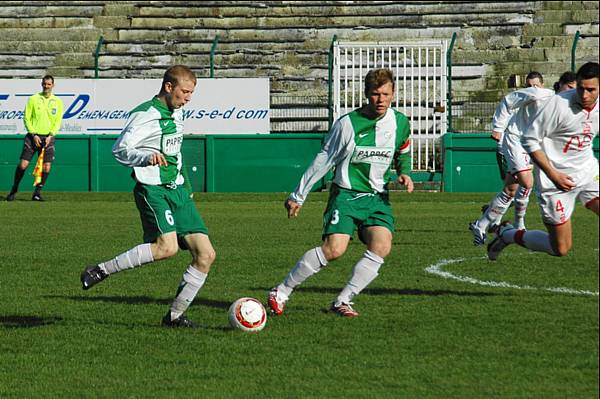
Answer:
[{"left": 228, "top": 297, "right": 267, "bottom": 332}]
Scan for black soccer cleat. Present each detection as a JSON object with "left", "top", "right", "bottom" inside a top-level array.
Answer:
[
  {"left": 31, "top": 193, "right": 44, "bottom": 201},
  {"left": 161, "top": 312, "right": 197, "bottom": 328},
  {"left": 6, "top": 191, "right": 16, "bottom": 201},
  {"left": 80, "top": 265, "right": 108, "bottom": 290}
]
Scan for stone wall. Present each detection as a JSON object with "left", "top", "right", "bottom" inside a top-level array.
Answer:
[{"left": 1, "top": 1, "right": 598, "bottom": 132}]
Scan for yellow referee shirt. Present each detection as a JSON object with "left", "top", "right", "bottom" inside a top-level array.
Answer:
[{"left": 24, "top": 93, "right": 64, "bottom": 136}]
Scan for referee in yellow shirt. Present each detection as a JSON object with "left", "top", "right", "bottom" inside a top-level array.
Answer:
[{"left": 6, "top": 75, "right": 63, "bottom": 201}]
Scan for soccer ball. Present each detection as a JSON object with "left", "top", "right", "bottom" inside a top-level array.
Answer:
[{"left": 228, "top": 297, "right": 267, "bottom": 332}]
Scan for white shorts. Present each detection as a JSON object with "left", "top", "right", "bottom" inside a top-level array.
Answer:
[
  {"left": 536, "top": 176, "right": 599, "bottom": 225},
  {"left": 502, "top": 133, "right": 532, "bottom": 176}
]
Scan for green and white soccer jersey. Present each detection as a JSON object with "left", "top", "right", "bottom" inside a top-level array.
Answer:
[
  {"left": 113, "top": 96, "right": 185, "bottom": 186},
  {"left": 290, "top": 108, "right": 410, "bottom": 205}
]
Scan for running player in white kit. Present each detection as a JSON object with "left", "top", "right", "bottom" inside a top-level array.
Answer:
[
  {"left": 470, "top": 72, "right": 553, "bottom": 245},
  {"left": 488, "top": 62, "right": 599, "bottom": 260}
]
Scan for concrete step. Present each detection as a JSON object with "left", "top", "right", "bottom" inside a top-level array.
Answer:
[
  {"left": 135, "top": 2, "right": 539, "bottom": 17},
  {"left": 0, "top": 41, "right": 98, "bottom": 53},
  {"left": 0, "top": 3, "right": 104, "bottom": 17},
  {"left": 115, "top": 25, "right": 460, "bottom": 44},
  {"left": 0, "top": 54, "right": 56, "bottom": 67},
  {"left": 0, "top": 67, "right": 48, "bottom": 78},
  {"left": 1, "top": 27, "right": 102, "bottom": 41},
  {"left": 125, "top": 12, "right": 534, "bottom": 30},
  {"left": 54, "top": 53, "right": 97, "bottom": 68},
  {"left": 0, "top": 16, "right": 94, "bottom": 28}
]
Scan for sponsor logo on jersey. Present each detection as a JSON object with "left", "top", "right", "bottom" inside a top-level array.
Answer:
[
  {"left": 351, "top": 146, "right": 393, "bottom": 165},
  {"left": 162, "top": 133, "right": 183, "bottom": 156}
]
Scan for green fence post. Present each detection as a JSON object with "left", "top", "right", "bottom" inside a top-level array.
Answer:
[
  {"left": 89, "top": 135, "right": 99, "bottom": 191},
  {"left": 446, "top": 32, "right": 457, "bottom": 133},
  {"left": 210, "top": 35, "right": 220, "bottom": 78},
  {"left": 571, "top": 30, "right": 580, "bottom": 72},
  {"left": 327, "top": 34, "right": 338, "bottom": 131},
  {"left": 94, "top": 36, "right": 104, "bottom": 79},
  {"left": 205, "top": 135, "right": 215, "bottom": 192}
]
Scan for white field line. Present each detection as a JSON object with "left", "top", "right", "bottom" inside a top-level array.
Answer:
[{"left": 425, "top": 257, "right": 599, "bottom": 297}]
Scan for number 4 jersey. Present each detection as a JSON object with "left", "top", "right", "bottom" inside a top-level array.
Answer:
[
  {"left": 290, "top": 108, "right": 411, "bottom": 205},
  {"left": 112, "top": 97, "right": 185, "bottom": 186}
]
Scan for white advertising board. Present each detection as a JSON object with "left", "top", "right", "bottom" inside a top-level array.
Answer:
[{"left": 0, "top": 78, "right": 269, "bottom": 134}]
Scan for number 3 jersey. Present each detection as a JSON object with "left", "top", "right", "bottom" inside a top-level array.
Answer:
[
  {"left": 290, "top": 108, "right": 411, "bottom": 205},
  {"left": 522, "top": 89, "right": 599, "bottom": 190},
  {"left": 113, "top": 96, "right": 185, "bottom": 186}
]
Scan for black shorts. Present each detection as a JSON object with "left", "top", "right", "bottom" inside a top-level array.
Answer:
[{"left": 19, "top": 134, "right": 56, "bottom": 163}]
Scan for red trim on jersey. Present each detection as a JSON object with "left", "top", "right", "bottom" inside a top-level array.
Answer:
[
  {"left": 511, "top": 167, "right": 533, "bottom": 176},
  {"left": 585, "top": 196, "right": 599, "bottom": 209},
  {"left": 546, "top": 219, "right": 569, "bottom": 226},
  {"left": 514, "top": 230, "right": 526, "bottom": 247},
  {"left": 399, "top": 139, "right": 411, "bottom": 152}
]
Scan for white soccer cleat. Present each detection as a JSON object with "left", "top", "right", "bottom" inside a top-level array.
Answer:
[
  {"left": 469, "top": 222, "right": 487, "bottom": 246},
  {"left": 487, "top": 222, "right": 515, "bottom": 261}
]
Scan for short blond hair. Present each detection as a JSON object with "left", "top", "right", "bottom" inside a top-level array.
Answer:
[
  {"left": 162, "top": 65, "right": 196, "bottom": 90},
  {"left": 364, "top": 68, "right": 394, "bottom": 95}
]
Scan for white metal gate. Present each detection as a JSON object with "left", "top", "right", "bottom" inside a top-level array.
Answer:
[{"left": 332, "top": 41, "right": 448, "bottom": 172}]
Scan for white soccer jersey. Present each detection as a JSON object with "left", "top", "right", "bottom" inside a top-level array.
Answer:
[
  {"left": 289, "top": 108, "right": 411, "bottom": 205},
  {"left": 112, "top": 97, "right": 185, "bottom": 186},
  {"left": 493, "top": 87, "right": 555, "bottom": 140},
  {"left": 492, "top": 87, "right": 554, "bottom": 148},
  {"left": 522, "top": 89, "right": 599, "bottom": 190},
  {"left": 495, "top": 87, "right": 555, "bottom": 173}
]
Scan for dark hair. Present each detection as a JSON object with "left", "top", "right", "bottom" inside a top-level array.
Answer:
[
  {"left": 576, "top": 62, "right": 599, "bottom": 81},
  {"left": 161, "top": 65, "right": 196, "bottom": 90},
  {"left": 364, "top": 68, "right": 394, "bottom": 94},
  {"left": 558, "top": 71, "right": 576, "bottom": 85},
  {"left": 525, "top": 71, "right": 543, "bottom": 84},
  {"left": 553, "top": 71, "right": 577, "bottom": 92},
  {"left": 42, "top": 75, "right": 54, "bottom": 83}
]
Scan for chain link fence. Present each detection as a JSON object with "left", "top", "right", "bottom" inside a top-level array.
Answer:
[
  {"left": 450, "top": 96, "right": 497, "bottom": 133},
  {"left": 270, "top": 95, "right": 329, "bottom": 133}
]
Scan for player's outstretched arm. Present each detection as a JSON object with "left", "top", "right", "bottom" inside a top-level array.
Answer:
[{"left": 284, "top": 198, "right": 302, "bottom": 218}]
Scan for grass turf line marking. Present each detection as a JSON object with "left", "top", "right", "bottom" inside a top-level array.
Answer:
[{"left": 425, "top": 257, "right": 599, "bottom": 297}]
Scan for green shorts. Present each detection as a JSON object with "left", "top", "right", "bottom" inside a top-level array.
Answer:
[
  {"left": 133, "top": 182, "right": 208, "bottom": 244},
  {"left": 322, "top": 185, "right": 395, "bottom": 240}
]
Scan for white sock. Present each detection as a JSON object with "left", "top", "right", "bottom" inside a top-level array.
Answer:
[
  {"left": 513, "top": 186, "right": 531, "bottom": 230},
  {"left": 477, "top": 191, "right": 513, "bottom": 231},
  {"left": 503, "top": 229, "right": 557, "bottom": 255},
  {"left": 277, "top": 247, "right": 327, "bottom": 300},
  {"left": 169, "top": 266, "right": 207, "bottom": 320},
  {"left": 99, "top": 243, "right": 154, "bottom": 275},
  {"left": 336, "top": 250, "right": 383, "bottom": 305}
]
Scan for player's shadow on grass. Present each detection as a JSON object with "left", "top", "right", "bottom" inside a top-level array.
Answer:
[
  {"left": 396, "top": 228, "right": 466, "bottom": 234},
  {"left": 50, "top": 295, "right": 230, "bottom": 309},
  {"left": 254, "top": 287, "right": 497, "bottom": 297},
  {"left": 0, "top": 315, "right": 63, "bottom": 329}
]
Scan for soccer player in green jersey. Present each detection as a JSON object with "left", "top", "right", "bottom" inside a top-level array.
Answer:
[
  {"left": 80, "top": 65, "right": 216, "bottom": 328},
  {"left": 268, "top": 68, "right": 414, "bottom": 317}
]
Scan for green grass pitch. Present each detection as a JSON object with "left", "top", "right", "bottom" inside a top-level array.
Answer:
[{"left": 0, "top": 191, "right": 597, "bottom": 398}]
